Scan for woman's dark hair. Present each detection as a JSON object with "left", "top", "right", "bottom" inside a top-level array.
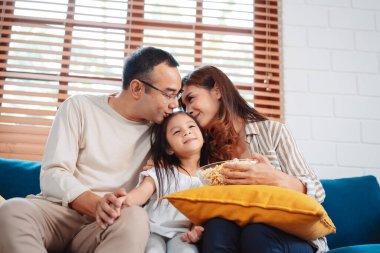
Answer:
[
  {"left": 122, "top": 47, "right": 179, "bottom": 90},
  {"left": 181, "top": 65, "right": 267, "bottom": 162},
  {"left": 150, "top": 111, "right": 208, "bottom": 200}
]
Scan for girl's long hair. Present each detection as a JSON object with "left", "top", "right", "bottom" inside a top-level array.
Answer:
[
  {"left": 150, "top": 111, "right": 208, "bottom": 200},
  {"left": 181, "top": 65, "right": 267, "bottom": 163}
]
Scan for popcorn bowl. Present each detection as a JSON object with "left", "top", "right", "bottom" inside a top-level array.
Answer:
[{"left": 197, "top": 158, "right": 257, "bottom": 186}]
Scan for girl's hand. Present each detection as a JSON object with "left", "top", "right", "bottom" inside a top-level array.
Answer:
[
  {"left": 142, "top": 159, "right": 154, "bottom": 171},
  {"left": 180, "top": 225, "right": 204, "bottom": 243},
  {"left": 220, "top": 153, "right": 282, "bottom": 186},
  {"left": 96, "top": 188, "right": 127, "bottom": 229}
]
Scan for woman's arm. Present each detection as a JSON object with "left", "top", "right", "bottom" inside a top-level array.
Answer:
[
  {"left": 221, "top": 121, "right": 324, "bottom": 202},
  {"left": 274, "top": 123, "right": 325, "bottom": 202}
]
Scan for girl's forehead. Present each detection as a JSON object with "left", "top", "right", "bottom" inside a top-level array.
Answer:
[{"left": 169, "top": 113, "right": 192, "bottom": 123}]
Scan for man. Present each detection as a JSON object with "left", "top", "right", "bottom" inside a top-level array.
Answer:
[{"left": 0, "top": 47, "right": 182, "bottom": 253}]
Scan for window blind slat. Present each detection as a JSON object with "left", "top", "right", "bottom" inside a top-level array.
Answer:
[
  {"left": 0, "top": 125, "right": 50, "bottom": 135},
  {"left": 0, "top": 116, "right": 53, "bottom": 126},
  {"left": 0, "top": 107, "right": 56, "bottom": 116},
  {"left": 0, "top": 133, "right": 48, "bottom": 144},
  {"left": 0, "top": 143, "right": 45, "bottom": 155},
  {"left": 1, "top": 71, "right": 120, "bottom": 85},
  {"left": 0, "top": 152, "right": 43, "bottom": 161}
]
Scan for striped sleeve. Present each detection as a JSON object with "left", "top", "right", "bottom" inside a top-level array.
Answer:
[{"left": 271, "top": 122, "right": 325, "bottom": 203}]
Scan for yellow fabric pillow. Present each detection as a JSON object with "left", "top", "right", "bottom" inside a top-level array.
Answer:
[{"left": 163, "top": 185, "right": 336, "bottom": 241}]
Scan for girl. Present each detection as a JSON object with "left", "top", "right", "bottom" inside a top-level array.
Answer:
[
  {"left": 180, "top": 65, "right": 328, "bottom": 253},
  {"left": 97, "top": 111, "right": 206, "bottom": 253}
]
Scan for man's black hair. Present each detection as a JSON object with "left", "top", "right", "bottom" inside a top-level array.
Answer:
[{"left": 122, "top": 47, "right": 179, "bottom": 90}]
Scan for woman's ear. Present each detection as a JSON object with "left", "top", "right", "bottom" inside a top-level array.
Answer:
[
  {"left": 212, "top": 82, "right": 222, "bottom": 99},
  {"left": 130, "top": 79, "right": 144, "bottom": 99}
]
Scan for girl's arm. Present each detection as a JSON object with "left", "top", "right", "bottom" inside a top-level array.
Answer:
[
  {"left": 122, "top": 176, "right": 156, "bottom": 206},
  {"left": 96, "top": 177, "right": 155, "bottom": 229}
]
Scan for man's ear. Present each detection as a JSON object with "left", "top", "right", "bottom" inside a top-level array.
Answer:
[
  {"left": 212, "top": 82, "right": 222, "bottom": 99},
  {"left": 130, "top": 79, "right": 144, "bottom": 99}
]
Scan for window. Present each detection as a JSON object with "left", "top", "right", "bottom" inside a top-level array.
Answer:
[{"left": 0, "top": 0, "right": 281, "bottom": 160}]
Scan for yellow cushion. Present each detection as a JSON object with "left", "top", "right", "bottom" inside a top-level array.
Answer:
[
  {"left": 0, "top": 195, "right": 5, "bottom": 205},
  {"left": 163, "top": 185, "right": 336, "bottom": 241}
]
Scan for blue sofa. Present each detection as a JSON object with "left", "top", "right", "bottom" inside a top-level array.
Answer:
[{"left": 1, "top": 158, "right": 379, "bottom": 252}]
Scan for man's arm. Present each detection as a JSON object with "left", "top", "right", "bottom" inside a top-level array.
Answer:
[
  {"left": 70, "top": 191, "right": 101, "bottom": 217},
  {"left": 40, "top": 97, "right": 90, "bottom": 207}
]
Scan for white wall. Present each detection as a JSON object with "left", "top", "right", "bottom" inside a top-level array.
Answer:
[{"left": 282, "top": 0, "right": 380, "bottom": 181}]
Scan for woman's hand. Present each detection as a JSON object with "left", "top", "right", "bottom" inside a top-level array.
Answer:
[
  {"left": 220, "top": 153, "right": 281, "bottom": 186},
  {"left": 180, "top": 225, "right": 204, "bottom": 243},
  {"left": 95, "top": 188, "right": 127, "bottom": 229}
]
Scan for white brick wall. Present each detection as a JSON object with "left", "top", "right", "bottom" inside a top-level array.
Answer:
[{"left": 282, "top": 0, "right": 380, "bottom": 181}]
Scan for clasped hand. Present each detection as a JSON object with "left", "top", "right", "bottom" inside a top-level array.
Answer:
[
  {"left": 220, "top": 153, "right": 280, "bottom": 186},
  {"left": 96, "top": 188, "right": 131, "bottom": 230}
]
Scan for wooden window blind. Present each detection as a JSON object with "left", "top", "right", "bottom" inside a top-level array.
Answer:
[{"left": 0, "top": 0, "right": 282, "bottom": 161}]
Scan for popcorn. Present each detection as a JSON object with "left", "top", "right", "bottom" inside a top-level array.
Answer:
[
  {"left": 199, "top": 163, "right": 226, "bottom": 185},
  {"left": 199, "top": 159, "right": 257, "bottom": 186}
]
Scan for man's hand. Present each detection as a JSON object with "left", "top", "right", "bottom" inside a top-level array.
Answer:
[
  {"left": 96, "top": 188, "right": 128, "bottom": 229},
  {"left": 180, "top": 225, "right": 204, "bottom": 243}
]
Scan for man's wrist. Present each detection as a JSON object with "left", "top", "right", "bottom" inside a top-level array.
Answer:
[{"left": 70, "top": 191, "right": 101, "bottom": 217}]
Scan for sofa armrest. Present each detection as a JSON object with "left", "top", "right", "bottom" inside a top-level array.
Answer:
[{"left": 321, "top": 176, "right": 380, "bottom": 250}]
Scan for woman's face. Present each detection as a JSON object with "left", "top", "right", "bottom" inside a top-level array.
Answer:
[
  {"left": 165, "top": 113, "right": 204, "bottom": 158},
  {"left": 181, "top": 85, "right": 221, "bottom": 128}
]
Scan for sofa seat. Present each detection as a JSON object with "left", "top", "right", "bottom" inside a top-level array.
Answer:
[{"left": 328, "top": 244, "right": 380, "bottom": 253}]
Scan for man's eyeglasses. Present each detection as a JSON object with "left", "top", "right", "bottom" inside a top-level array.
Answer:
[{"left": 138, "top": 79, "right": 183, "bottom": 101}]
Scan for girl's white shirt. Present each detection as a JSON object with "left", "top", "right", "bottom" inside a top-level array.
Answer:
[{"left": 138, "top": 167, "right": 203, "bottom": 238}]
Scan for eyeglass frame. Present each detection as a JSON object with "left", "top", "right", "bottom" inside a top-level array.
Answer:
[{"left": 138, "top": 79, "right": 183, "bottom": 101}]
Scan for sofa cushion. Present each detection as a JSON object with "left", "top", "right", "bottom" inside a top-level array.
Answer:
[
  {"left": 321, "top": 176, "right": 380, "bottom": 249},
  {"left": 0, "top": 158, "right": 41, "bottom": 199},
  {"left": 328, "top": 244, "right": 380, "bottom": 253},
  {"left": 163, "top": 185, "right": 336, "bottom": 240}
]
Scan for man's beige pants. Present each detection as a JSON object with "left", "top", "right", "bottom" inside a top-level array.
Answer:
[{"left": 0, "top": 197, "right": 149, "bottom": 253}]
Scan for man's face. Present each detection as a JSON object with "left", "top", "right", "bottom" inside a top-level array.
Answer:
[{"left": 141, "top": 63, "right": 182, "bottom": 124}]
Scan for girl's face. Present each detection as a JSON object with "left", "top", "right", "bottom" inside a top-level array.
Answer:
[
  {"left": 181, "top": 85, "right": 221, "bottom": 128},
  {"left": 166, "top": 113, "right": 204, "bottom": 158}
]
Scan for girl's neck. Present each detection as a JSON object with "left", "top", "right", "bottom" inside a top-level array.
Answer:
[{"left": 178, "top": 155, "right": 200, "bottom": 177}]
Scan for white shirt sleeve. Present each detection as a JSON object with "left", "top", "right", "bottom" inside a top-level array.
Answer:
[{"left": 40, "top": 97, "right": 90, "bottom": 207}]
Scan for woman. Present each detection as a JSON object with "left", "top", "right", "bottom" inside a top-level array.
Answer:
[{"left": 180, "top": 65, "right": 328, "bottom": 253}]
